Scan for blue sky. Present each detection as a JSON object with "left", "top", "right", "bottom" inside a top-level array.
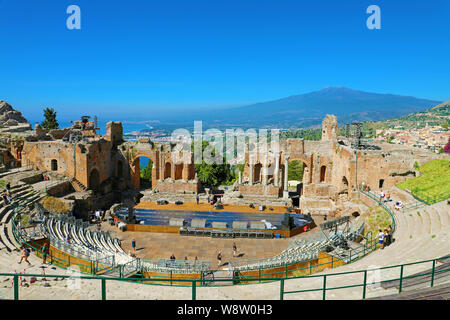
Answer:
[{"left": 0, "top": 0, "right": 449, "bottom": 122}]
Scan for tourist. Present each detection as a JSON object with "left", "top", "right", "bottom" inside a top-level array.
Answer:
[
  {"left": 217, "top": 251, "right": 222, "bottom": 268},
  {"left": 380, "top": 190, "right": 385, "bottom": 202},
  {"left": 386, "top": 191, "right": 391, "bottom": 202},
  {"left": 6, "top": 183, "right": 10, "bottom": 192},
  {"left": 131, "top": 239, "right": 136, "bottom": 252},
  {"left": 384, "top": 228, "right": 391, "bottom": 246},
  {"left": 170, "top": 253, "right": 176, "bottom": 260},
  {"left": 2, "top": 191, "right": 8, "bottom": 204},
  {"left": 65, "top": 234, "right": 71, "bottom": 244},
  {"left": 196, "top": 194, "right": 199, "bottom": 205},
  {"left": 394, "top": 201, "right": 403, "bottom": 211},
  {"left": 378, "top": 229, "right": 385, "bottom": 249},
  {"left": 18, "top": 246, "right": 31, "bottom": 266},
  {"left": 387, "top": 225, "right": 393, "bottom": 243},
  {"left": 41, "top": 243, "right": 48, "bottom": 265},
  {"left": 232, "top": 243, "right": 237, "bottom": 257}
]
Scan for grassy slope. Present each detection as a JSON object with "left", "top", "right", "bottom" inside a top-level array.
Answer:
[{"left": 397, "top": 159, "right": 450, "bottom": 201}]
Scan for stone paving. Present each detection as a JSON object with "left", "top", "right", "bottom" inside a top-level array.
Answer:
[{"left": 101, "top": 222, "right": 290, "bottom": 263}]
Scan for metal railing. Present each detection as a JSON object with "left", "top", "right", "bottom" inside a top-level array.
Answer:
[
  {"left": 411, "top": 190, "right": 450, "bottom": 205},
  {"left": 1, "top": 254, "right": 448, "bottom": 300},
  {"left": 359, "top": 188, "right": 396, "bottom": 233}
]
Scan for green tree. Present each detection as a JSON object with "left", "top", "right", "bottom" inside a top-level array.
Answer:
[
  {"left": 140, "top": 159, "right": 153, "bottom": 181},
  {"left": 288, "top": 160, "right": 304, "bottom": 181},
  {"left": 192, "top": 141, "right": 235, "bottom": 187},
  {"left": 41, "top": 107, "right": 59, "bottom": 130}
]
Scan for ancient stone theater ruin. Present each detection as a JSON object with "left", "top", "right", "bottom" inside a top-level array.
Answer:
[{"left": 0, "top": 103, "right": 445, "bottom": 220}]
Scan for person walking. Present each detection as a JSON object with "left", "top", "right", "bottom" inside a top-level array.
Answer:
[
  {"left": 41, "top": 243, "right": 48, "bottom": 265},
  {"left": 18, "top": 246, "right": 32, "bottom": 266},
  {"left": 217, "top": 251, "right": 222, "bottom": 268},
  {"left": 131, "top": 239, "right": 136, "bottom": 252},
  {"left": 232, "top": 243, "right": 238, "bottom": 257},
  {"left": 384, "top": 228, "right": 392, "bottom": 246},
  {"left": 380, "top": 190, "right": 385, "bottom": 203},
  {"left": 385, "top": 191, "right": 391, "bottom": 202},
  {"left": 65, "top": 234, "right": 71, "bottom": 245},
  {"left": 196, "top": 194, "right": 199, "bottom": 205}
]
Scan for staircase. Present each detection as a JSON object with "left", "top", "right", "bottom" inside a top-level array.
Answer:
[{"left": 70, "top": 178, "right": 87, "bottom": 192}]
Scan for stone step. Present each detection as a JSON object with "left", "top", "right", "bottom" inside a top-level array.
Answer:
[
  {"left": 435, "top": 206, "right": 449, "bottom": 228},
  {"left": 0, "top": 224, "right": 16, "bottom": 252},
  {"left": 408, "top": 211, "right": 424, "bottom": 238},
  {"left": 427, "top": 207, "right": 442, "bottom": 235},
  {"left": 6, "top": 221, "right": 22, "bottom": 250},
  {"left": 420, "top": 208, "right": 432, "bottom": 234}
]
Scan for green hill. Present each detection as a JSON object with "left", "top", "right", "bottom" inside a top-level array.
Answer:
[{"left": 397, "top": 159, "right": 450, "bottom": 204}]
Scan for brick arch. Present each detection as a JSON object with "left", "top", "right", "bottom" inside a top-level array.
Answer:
[
  {"left": 285, "top": 156, "right": 311, "bottom": 185},
  {"left": 164, "top": 162, "right": 172, "bottom": 179},
  {"left": 130, "top": 153, "right": 159, "bottom": 190}
]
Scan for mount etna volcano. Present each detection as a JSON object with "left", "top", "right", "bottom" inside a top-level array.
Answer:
[
  {"left": 211, "top": 87, "right": 441, "bottom": 128},
  {"left": 179, "top": 87, "right": 440, "bottom": 129}
]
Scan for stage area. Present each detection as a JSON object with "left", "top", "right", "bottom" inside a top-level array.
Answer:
[
  {"left": 102, "top": 222, "right": 292, "bottom": 263},
  {"left": 135, "top": 202, "right": 288, "bottom": 213}
]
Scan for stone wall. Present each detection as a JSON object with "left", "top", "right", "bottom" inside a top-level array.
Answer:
[{"left": 155, "top": 180, "right": 200, "bottom": 194}]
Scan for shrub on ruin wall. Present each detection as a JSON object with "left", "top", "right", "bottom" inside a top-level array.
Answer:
[{"left": 41, "top": 196, "right": 69, "bottom": 214}]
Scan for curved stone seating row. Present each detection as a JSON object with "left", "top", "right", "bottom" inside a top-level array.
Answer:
[
  {"left": 0, "top": 185, "right": 45, "bottom": 253},
  {"left": 43, "top": 215, "right": 211, "bottom": 274},
  {"left": 232, "top": 219, "right": 365, "bottom": 272},
  {"left": 276, "top": 199, "right": 450, "bottom": 300}
]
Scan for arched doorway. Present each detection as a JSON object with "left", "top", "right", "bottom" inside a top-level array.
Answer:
[
  {"left": 89, "top": 169, "right": 100, "bottom": 192},
  {"left": 175, "top": 163, "right": 183, "bottom": 180},
  {"left": 320, "top": 166, "right": 326, "bottom": 183},
  {"left": 164, "top": 162, "right": 172, "bottom": 179},
  {"left": 341, "top": 176, "right": 349, "bottom": 194},
  {"left": 51, "top": 159, "right": 58, "bottom": 171},
  {"left": 132, "top": 156, "right": 154, "bottom": 189},
  {"left": 139, "top": 157, "right": 153, "bottom": 189},
  {"left": 287, "top": 160, "right": 306, "bottom": 207},
  {"left": 254, "top": 163, "right": 262, "bottom": 183}
]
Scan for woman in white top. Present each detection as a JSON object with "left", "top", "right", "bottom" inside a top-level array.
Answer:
[{"left": 378, "top": 229, "right": 385, "bottom": 249}]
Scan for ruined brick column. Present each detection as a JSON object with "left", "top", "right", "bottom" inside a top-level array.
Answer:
[
  {"left": 263, "top": 152, "right": 268, "bottom": 185},
  {"left": 274, "top": 152, "right": 280, "bottom": 187},
  {"left": 171, "top": 160, "right": 176, "bottom": 180},
  {"left": 160, "top": 152, "right": 165, "bottom": 180},
  {"left": 283, "top": 154, "right": 289, "bottom": 198},
  {"left": 249, "top": 154, "right": 254, "bottom": 186}
]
